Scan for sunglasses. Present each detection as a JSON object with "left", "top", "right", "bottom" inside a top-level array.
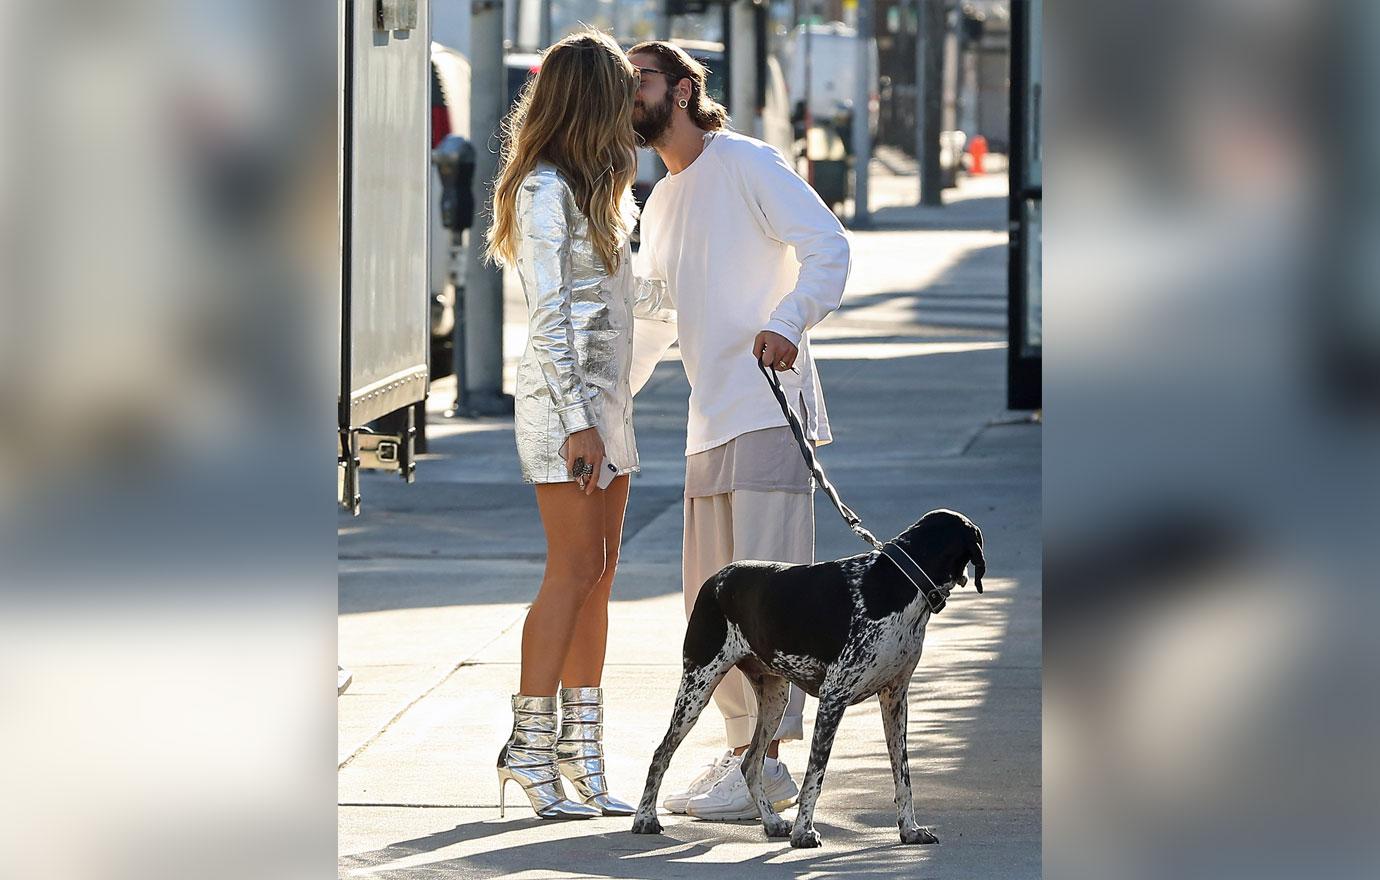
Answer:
[{"left": 635, "top": 66, "right": 681, "bottom": 82}]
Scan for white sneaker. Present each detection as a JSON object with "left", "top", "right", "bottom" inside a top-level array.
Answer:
[
  {"left": 662, "top": 750, "right": 738, "bottom": 814},
  {"left": 685, "top": 757, "right": 799, "bottom": 821}
]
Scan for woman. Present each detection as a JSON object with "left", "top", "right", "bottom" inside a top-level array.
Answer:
[{"left": 485, "top": 30, "right": 672, "bottom": 820}]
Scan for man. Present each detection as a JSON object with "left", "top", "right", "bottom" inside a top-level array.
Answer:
[{"left": 627, "top": 40, "right": 851, "bottom": 822}]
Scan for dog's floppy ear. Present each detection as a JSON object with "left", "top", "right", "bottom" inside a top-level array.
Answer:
[{"left": 967, "top": 528, "right": 986, "bottom": 593}]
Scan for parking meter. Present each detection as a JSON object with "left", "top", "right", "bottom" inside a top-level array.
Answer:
[
  {"left": 430, "top": 133, "right": 475, "bottom": 414},
  {"left": 432, "top": 133, "right": 476, "bottom": 232}
]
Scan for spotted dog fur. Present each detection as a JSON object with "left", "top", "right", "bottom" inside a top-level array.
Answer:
[{"left": 631, "top": 509, "right": 986, "bottom": 848}]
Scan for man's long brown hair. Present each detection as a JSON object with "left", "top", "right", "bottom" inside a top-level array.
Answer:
[
  {"left": 487, "top": 30, "right": 640, "bottom": 274},
  {"left": 626, "top": 40, "right": 729, "bottom": 132}
]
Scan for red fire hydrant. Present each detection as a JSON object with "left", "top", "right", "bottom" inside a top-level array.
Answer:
[{"left": 968, "top": 135, "right": 988, "bottom": 175}]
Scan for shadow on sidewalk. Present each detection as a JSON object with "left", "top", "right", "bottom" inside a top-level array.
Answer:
[
  {"left": 833, "top": 241, "right": 1007, "bottom": 332},
  {"left": 340, "top": 815, "right": 941, "bottom": 879},
  {"left": 867, "top": 195, "right": 1008, "bottom": 232}
]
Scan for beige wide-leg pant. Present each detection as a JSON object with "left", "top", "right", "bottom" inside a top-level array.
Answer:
[{"left": 682, "top": 489, "right": 813, "bottom": 748}]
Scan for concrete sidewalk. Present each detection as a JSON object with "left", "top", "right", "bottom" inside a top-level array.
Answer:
[{"left": 338, "top": 182, "right": 1039, "bottom": 878}]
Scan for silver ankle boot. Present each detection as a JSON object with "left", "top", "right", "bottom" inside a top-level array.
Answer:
[
  {"left": 497, "top": 694, "right": 600, "bottom": 820},
  {"left": 556, "top": 687, "right": 635, "bottom": 816}
]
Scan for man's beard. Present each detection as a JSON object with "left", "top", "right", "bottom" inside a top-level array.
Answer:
[{"left": 633, "top": 92, "right": 675, "bottom": 146}]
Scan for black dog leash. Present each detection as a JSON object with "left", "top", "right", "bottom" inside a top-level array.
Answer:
[
  {"left": 755, "top": 360, "right": 881, "bottom": 550},
  {"left": 756, "top": 360, "right": 949, "bottom": 614}
]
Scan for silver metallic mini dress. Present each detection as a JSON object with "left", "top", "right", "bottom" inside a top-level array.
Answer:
[{"left": 512, "top": 164, "right": 674, "bottom": 484}]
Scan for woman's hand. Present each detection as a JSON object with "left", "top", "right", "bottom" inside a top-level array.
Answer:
[{"left": 564, "top": 427, "right": 606, "bottom": 495}]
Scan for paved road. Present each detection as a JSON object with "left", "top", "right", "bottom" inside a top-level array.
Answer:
[{"left": 339, "top": 172, "right": 1039, "bottom": 879}]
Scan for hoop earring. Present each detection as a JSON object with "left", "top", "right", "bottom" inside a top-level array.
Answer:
[{"left": 678, "top": 98, "right": 689, "bottom": 109}]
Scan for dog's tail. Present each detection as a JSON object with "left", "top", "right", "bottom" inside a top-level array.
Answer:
[
  {"left": 968, "top": 527, "right": 987, "bottom": 593},
  {"left": 682, "top": 575, "right": 732, "bottom": 670}
]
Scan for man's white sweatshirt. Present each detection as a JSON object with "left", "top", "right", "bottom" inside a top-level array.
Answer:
[{"left": 635, "top": 129, "right": 851, "bottom": 456}]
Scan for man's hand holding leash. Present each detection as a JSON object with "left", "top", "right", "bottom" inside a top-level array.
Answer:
[{"left": 754, "top": 330, "right": 798, "bottom": 372}]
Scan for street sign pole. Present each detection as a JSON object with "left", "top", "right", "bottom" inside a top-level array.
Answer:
[
  {"left": 457, "top": 0, "right": 515, "bottom": 417},
  {"left": 851, "top": 0, "right": 872, "bottom": 228}
]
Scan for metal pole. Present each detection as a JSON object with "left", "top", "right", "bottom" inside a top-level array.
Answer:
[
  {"left": 461, "top": 0, "right": 515, "bottom": 415},
  {"left": 721, "top": 1, "right": 733, "bottom": 117},
  {"left": 916, "top": 0, "right": 944, "bottom": 206},
  {"left": 914, "top": 0, "right": 925, "bottom": 198},
  {"left": 804, "top": 9, "right": 814, "bottom": 184},
  {"left": 340, "top": 0, "right": 360, "bottom": 513},
  {"left": 958, "top": 17, "right": 978, "bottom": 137},
  {"left": 942, "top": 2, "right": 960, "bottom": 143},
  {"left": 447, "top": 228, "right": 468, "bottom": 414},
  {"left": 730, "top": 1, "right": 755, "bottom": 133},
  {"left": 851, "top": 0, "right": 872, "bottom": 227},
  {"left": 754, "top": 1, "right": 767, "bottom": 121}
]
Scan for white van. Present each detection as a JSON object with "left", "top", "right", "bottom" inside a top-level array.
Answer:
[{"left": 783, "top": 22, "right": 878, "bottom": 135}]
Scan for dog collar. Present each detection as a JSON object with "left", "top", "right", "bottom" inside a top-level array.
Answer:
[{"left": 880, "top": 541, "right": 947, "bottom": 615}]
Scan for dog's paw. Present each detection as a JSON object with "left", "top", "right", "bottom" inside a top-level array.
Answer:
[
  {"left": 790, "top": 828, "right": 822, "bottom": 849},
  {"left": 900, "top": 825, "right": 939, "bottom": 845},
  {"left": 630, "top": 813, "right": 663, "bottom": 835},
  {"left": 762, "top": 815, "right": 792, "bottom": 839}
]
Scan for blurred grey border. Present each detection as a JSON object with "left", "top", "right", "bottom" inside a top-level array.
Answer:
[
  {"left": 1046, "top": 0, "right": 1380, "bottom": 878},
  {"left": 0, "top": 2, "right": 336, "bottom": 879}
]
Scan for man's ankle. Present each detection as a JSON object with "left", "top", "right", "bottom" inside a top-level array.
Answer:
[{"left": 730, "top": 741, "right": 782, "bottom": 759}]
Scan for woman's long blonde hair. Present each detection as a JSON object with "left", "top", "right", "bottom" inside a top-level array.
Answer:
[{"left": 486, "top": 30, "right": 639, "bottom": 275}]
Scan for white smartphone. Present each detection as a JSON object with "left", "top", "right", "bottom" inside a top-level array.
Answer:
[
  {"left": 596, "top": 459, "right": 619, "bottom": 490},
  {"left": 559, "top": 438, "right": 620, "bottom": 490}
]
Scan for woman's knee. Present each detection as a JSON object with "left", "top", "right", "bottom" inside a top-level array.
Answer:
[
  {"left": 574, "top": 551, "right": 620, "bottom": 605},
  {"left": 551, "top": 550, "right": 606, "bottom": 595}
]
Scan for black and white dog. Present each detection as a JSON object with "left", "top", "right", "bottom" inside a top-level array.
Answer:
[{"left": 631, "top": 509, "right": 986, "bottom": 848}]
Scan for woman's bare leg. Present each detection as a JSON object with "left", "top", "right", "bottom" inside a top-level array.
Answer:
[
  {"left": 561, "top": 475, "right": 630, "bottom": 687},
  {"left": 519, "top": 481, "right": 610, "bottom": 696}
]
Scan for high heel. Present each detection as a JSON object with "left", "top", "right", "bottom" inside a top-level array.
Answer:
[
  {"left": 496, "top": 694, "right": 600, "bottom": 820},
  {"left": 556, "top": 687, "right": 635, "bottom": 816}
]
